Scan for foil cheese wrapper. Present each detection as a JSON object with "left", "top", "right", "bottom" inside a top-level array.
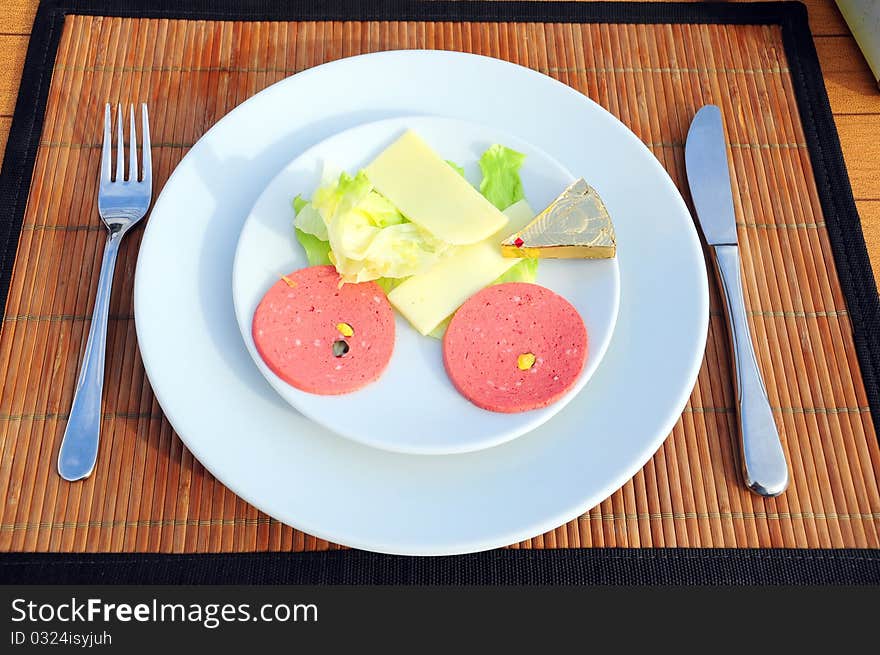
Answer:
[{"left": 501, "top": 179, "right": 616, "bottom": 259}]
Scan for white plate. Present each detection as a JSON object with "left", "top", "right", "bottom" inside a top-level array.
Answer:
[
  {"left": 233, "top": 116, "right": 620, "bottom": 454},
  {"left": 134, "top": 50, "right": 708, "bottom": 555}
]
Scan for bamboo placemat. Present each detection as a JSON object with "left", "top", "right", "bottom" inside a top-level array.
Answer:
[{"left": 1, "top": 1, "right": 879, "bottom": 556}]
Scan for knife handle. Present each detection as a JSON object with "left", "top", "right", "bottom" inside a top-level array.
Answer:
[{"left": 713, "top": 245, "right": 789, "bottom": 497}]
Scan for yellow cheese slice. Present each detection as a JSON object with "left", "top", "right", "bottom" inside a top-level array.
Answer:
[
  {"left": 365, "top": 130, "right": 509, "bottom": 245},
  {"left": 389, "top": 200, "right": 534, "bottom": 335}
]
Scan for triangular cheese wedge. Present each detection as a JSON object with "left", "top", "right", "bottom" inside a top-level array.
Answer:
[{"left": 500, "top": 179, "right": 616, "bottom": 259}]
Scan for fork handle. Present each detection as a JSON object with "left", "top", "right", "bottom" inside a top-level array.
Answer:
[{"left": 58, "top": 228, "right": 123, "bottom": 481}]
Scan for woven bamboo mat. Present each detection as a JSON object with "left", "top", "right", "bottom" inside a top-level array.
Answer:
[{"left": 1, "top": 14, "right": 879, "bottom": 553}]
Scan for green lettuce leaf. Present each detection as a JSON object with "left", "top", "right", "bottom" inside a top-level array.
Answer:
[
  {"left": 295, "top": 228, "right": 332, "bottom": 266},
  {"left": 478, "top": 144, "right": 526, "bottom": 210},
  {"left": 490, "top": 258, "right": 538, "bottom": 285},
  {"left": 312, "top": 170, "right": 373, "bottom": 224},
  {"left": 293, "top": 197, "right": 331, "bottom": 264},
  {"left": 375, "top": 277, "right": 406, "bottom": 294},
  {"left": 356, "top": 191, "right": 407, "bottom": 228},
  {"left": 293, "top": 200, "right": 329, "bottom": 241},
  {"left": 296, "top": 170, "right": 449, "bottom": 285},
  {"left": 293, "top": 219, "right": 408, "bottom": 289},
  {"left": 292, "top": 194, "right": 308, "bottom": 214},
  {"left": 446, "top": 160, "right": 466, "bottom": 178},
  {"left": 332, "top": 221, "right": 447, "bottom": 283},
  {"left": 427, "top": 314, "right": 453, "bottom": 340}
]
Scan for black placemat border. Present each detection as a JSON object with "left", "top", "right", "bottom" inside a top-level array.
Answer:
[
  {"left": 0, "top": 1, "right": 877, "bottom": 584},
  {"left": 1, "top": 548, "right": 879, "bottom": 584}
]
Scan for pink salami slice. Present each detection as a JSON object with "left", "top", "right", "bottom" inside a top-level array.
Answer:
[
  {"left": 252, "top": 265, "right": 395, "bottom": 395},
  {"left": 443, "top": 282, "right": 587, "bottom": 413}
]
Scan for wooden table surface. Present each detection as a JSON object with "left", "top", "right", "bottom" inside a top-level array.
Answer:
[{"left": 1, "top": 0, "right": 878, "bottom": 284}]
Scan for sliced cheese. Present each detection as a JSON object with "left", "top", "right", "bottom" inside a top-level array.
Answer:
[
  {"left": 365, "top": 130, "right": 509, "bottom": 245},
  {"left": 389, "top": 200, "right": 534, "bottom": 335}
]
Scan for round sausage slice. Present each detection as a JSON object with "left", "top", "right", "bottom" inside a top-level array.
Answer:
[
  {"left": 252, "top": 265, "right": 395, "bottom": 395},
  {"left": 443, "top": 282, "right": 587, "bottom": 413}
]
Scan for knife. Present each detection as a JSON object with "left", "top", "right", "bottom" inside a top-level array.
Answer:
[{"left": 685, "top": 105, "right": 789, "bottom": 497}]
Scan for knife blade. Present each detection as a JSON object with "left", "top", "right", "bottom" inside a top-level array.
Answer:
[
  {"left": 685, "top": 105, "right": 789, "bottom": 497},
  {"left": 685, "top": 106, "right": 737, "bottom": 246}
]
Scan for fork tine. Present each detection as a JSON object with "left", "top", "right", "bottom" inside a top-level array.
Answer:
[
  {"left": 141, "top": 103, "right": 151, "bottom": 190},
  {"left": 128, "top": 105, "right": 137, "bottom": 182},
  {"left": 115, "top": 103, "right": 125, "bottom": 182},
  {"left": 101, "top": 103, "right": 111, "bottom": 182}
]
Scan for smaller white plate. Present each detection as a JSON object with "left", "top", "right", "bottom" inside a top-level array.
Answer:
[{"left": 232, "top": 116, "right": 620, "bottom": 455}]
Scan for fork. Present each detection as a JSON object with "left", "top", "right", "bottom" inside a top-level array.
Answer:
[{"left": 57, "top": 103, "right": 152, "bottom": 481}]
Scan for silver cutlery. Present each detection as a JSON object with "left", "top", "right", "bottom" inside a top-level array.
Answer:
[
  {"left": 57, "top": 103, "right": 152, "bottom": 481},
  {"left": 685, "top": 104, "right": 789, "bottom": 497}
]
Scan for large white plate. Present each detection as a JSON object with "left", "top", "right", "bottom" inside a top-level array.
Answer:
[
  {"left": 134, "top": 50, "right": 708, "bottom": 555},
  {"left": 233, "top": 116, "right": 620, "bottom": 454}
]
